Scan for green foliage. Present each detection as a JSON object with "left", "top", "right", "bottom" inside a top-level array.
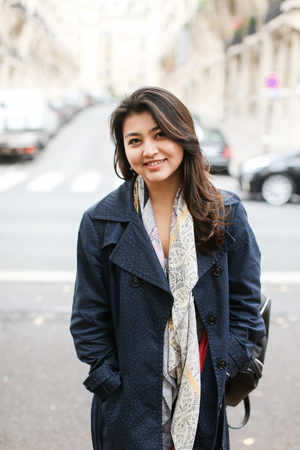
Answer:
[
  {"left": 247, "top": 16, "right": 257, "bottom": 35},
  {"left": 198, "top": 0, "right": 208, "bottom": 9},
  {"left": 248, "top": 16, "right": 256, "bottom": 26}
]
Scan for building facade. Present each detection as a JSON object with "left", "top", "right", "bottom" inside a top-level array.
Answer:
[
  {"left": 159, "top": 0, "right": 300, "bottom": 153},
  {"left": 93, "top": 0, "right": 199, "bottom": 97},
  {"left": 0, "top": 0, "right": 200, "bottom": 99},
  {"left": 0, "top": 0, "right": 82, "bottom": 98}
]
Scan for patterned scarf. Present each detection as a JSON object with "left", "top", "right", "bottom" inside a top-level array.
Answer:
[{"left": 133, "top": 176, "right": 201, "bottom": 450}]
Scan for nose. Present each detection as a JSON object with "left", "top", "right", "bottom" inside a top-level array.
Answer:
[{"left": 143, "top": 139, "right": 158, "bottom": 157}]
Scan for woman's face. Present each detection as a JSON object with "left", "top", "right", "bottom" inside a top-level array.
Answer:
[{"left": 123, "top": 111, "right": 184, "bottom": 190}]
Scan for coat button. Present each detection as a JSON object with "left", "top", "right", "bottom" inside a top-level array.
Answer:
[
  {"left": 207, "top": 315, "right": 217, "bottom": 325},
  {"left": 130, "top": 276, "right": 141, "bottom": 287},
  {"left": 242, "top": 361, "right": 250, "bottom": 370},
  {"left": 213, "top": 266, "right": 223, "bottom": 277},
  {"left": 217, "top": 359, "right": 227, "bottom": 370}
]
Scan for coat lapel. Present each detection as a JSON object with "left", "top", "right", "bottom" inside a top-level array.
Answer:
[
  {"left": 91, "top": 177, "right": 171, "bottom": 293},
  {"left": 110, "top": 219, "right": 171, "bottom": 294},
  {"left": 195, "top": 227, "right": 235, "bottom": 280},
  {"left": 109, "top": 218, "right": 235, "bottom": 294}
]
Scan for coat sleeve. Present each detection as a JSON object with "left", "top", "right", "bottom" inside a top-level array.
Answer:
[
  {"left": 226, "top": 201, "right": 266, "bottom": 377},
  {"left": 70, "top": 211, "right": 121, "bottom": 400}
]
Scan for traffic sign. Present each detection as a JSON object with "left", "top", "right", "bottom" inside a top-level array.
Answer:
[{"left": 264, "top": 73, "right": 281, "bottom": 89}]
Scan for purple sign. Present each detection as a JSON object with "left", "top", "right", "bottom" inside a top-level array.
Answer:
[{"left": 264, "top": 73, "right": 280, "bottom": 89}]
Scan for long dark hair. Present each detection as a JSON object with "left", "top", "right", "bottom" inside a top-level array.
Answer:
[{"left": 110, "top": 86, "right": 228, "bottom": 255}]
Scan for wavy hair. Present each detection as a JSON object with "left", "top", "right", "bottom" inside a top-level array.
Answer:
[{"left": 110, "top": 86, "right": 228, "bottom": 255}]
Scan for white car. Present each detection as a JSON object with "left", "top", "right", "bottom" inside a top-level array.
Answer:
[{"left": 0, "top": 89, "right": 50, "bottom": 158}]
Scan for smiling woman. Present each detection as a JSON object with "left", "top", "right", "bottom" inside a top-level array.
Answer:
[
  {"left": 110, "top": 86, "right": 227, "bottom": 255},
  {"left": 123, "top": 111, "right": 184, "bottom": 192},
  {"left": 70, "top": 86, "right": 266, "bottom": 450}
]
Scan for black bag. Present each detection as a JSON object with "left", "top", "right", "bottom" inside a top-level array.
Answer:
[{"left": 225, "top": 293, "right": 271, "bottom": 429}]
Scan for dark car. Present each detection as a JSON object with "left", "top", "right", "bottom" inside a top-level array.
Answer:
[
  {"left": 194, "top": 121, "right": 231, "bottom": 174},
  {"left": 239, "top": 150, "right": 300, "bottom": 205}
]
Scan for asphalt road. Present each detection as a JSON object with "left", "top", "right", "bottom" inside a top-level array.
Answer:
[{"left": 0, "top": 104, "right": 299, "bottom": 449}]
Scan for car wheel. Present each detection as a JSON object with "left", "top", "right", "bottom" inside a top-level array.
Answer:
[{"left": 261, "top": 174, "right": 294, "bottom": 205}]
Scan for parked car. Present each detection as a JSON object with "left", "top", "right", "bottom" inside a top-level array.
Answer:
[
  {"left": 194, "top": 121, "right": 231, "bottom": 174},
  {"left": 64, "top": 90, "right": 88, "bottom": 114},
  {"left": 45, "top": 104, "right": 60, "bottom": 138},
  {"left": 239, "top": 150, "right": 300, "bottom": 205},
  {"left": 50, "top": 97, "right": 75, "bottom": 125},
  {"left": 0, "top": 89, "right": 50, "bottom": 158}
]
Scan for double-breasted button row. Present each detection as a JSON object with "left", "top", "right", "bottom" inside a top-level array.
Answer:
[
  {"left": 206, "top": 315, "right": 217, "bottom": 326},
  {"left": 213, "top": 266, "right": 223, "bottom": 277},
  {"left": 130, "top": 276, "right": 141, "bottom": 287},
  {"left": 217, "top": 359, "right": 227, "bottom": 370}
]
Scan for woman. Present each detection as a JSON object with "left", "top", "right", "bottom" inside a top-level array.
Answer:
[{"left": 70, "top": 87, "right": 266, "bottom": 450}]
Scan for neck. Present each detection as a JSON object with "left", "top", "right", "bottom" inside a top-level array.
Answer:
[{"left": 144, "top": 174, "right": 182, "bottom": 208}]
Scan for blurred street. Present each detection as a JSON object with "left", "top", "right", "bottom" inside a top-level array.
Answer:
[{"left": 1, "top": 104, "right": 300, "bottom": 449}]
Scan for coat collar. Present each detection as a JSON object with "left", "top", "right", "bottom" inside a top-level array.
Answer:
[
  {"left": 89, "top": 176, "right": 240, "bottom": 222},
  {"left": 90, "top": 177, "right": 138, "bottom": 223},
  {"left": 89, "top": 177, "right": 238, "bottom": 293}
]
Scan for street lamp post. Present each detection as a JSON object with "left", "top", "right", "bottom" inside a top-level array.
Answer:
[{"left": 262, "top": 72, "right": 281, "bottom": 153}]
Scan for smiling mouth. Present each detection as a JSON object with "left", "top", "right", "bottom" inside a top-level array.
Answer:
[{"left": 144, "top": 159, "right": 166, "bottom": 166}]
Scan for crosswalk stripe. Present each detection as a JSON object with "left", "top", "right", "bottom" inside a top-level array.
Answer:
[
  {"left": 69, "top": 171, "right": 102, "bottom": 193},
  {"left": 0, "top": 171, "right": 28, "bottom": 191},
  {"left": 26, "top": 172, "right": 65, "bottom": 192}
]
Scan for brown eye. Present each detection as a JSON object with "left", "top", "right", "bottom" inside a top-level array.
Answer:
[{"left": 128, "top": 138, "right": 140, "bottom": 145}]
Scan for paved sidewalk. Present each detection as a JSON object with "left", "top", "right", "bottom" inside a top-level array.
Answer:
[
  {"left": 1, "top": 310, "right": 300, "bottom": 450},
  {"left": 1, "top": 311, "right": 92, "bottom": 450}
]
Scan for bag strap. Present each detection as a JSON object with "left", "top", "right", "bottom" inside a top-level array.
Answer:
[{"left": 228, "top": 395, "right": 250, "bottom": 429}]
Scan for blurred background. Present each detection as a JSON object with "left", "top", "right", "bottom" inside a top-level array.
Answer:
[{"left": 0, "top": 1, "right": 300, "bottom": 449}]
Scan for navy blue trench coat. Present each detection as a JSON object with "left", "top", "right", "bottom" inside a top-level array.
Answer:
[{"left": 70, "top": 177, "right": 266, "bottom": 450}]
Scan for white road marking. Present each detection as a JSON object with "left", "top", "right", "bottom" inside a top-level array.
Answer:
[
  {"left": 69, "top": 171, "right": 102, "bottom": 192},
  {"left": 26, "top": 172, "right": 65, "bottom": 192},
  {"left": 0, "top": 270, "right": 299, "bottom": 284},
  {"left": 0, "top": 171, "right": 28, "bottom": 191},
  {"left": 261, "top": 272, "right": 300, "bottom": 284},
  {"left": 0, "top": 170, "right": 119, "bottom": 193},
  {"left": 0, "top": 270, "right": 75, "bottom": 283}
]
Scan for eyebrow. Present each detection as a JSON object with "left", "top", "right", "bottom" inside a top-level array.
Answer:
[{"left": 124, "top": 126, "right": 160, "bottom": 140}]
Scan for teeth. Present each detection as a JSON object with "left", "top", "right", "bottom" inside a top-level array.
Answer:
[{"left": 148, "top": 160, "right": 164, "bottom": 166}]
